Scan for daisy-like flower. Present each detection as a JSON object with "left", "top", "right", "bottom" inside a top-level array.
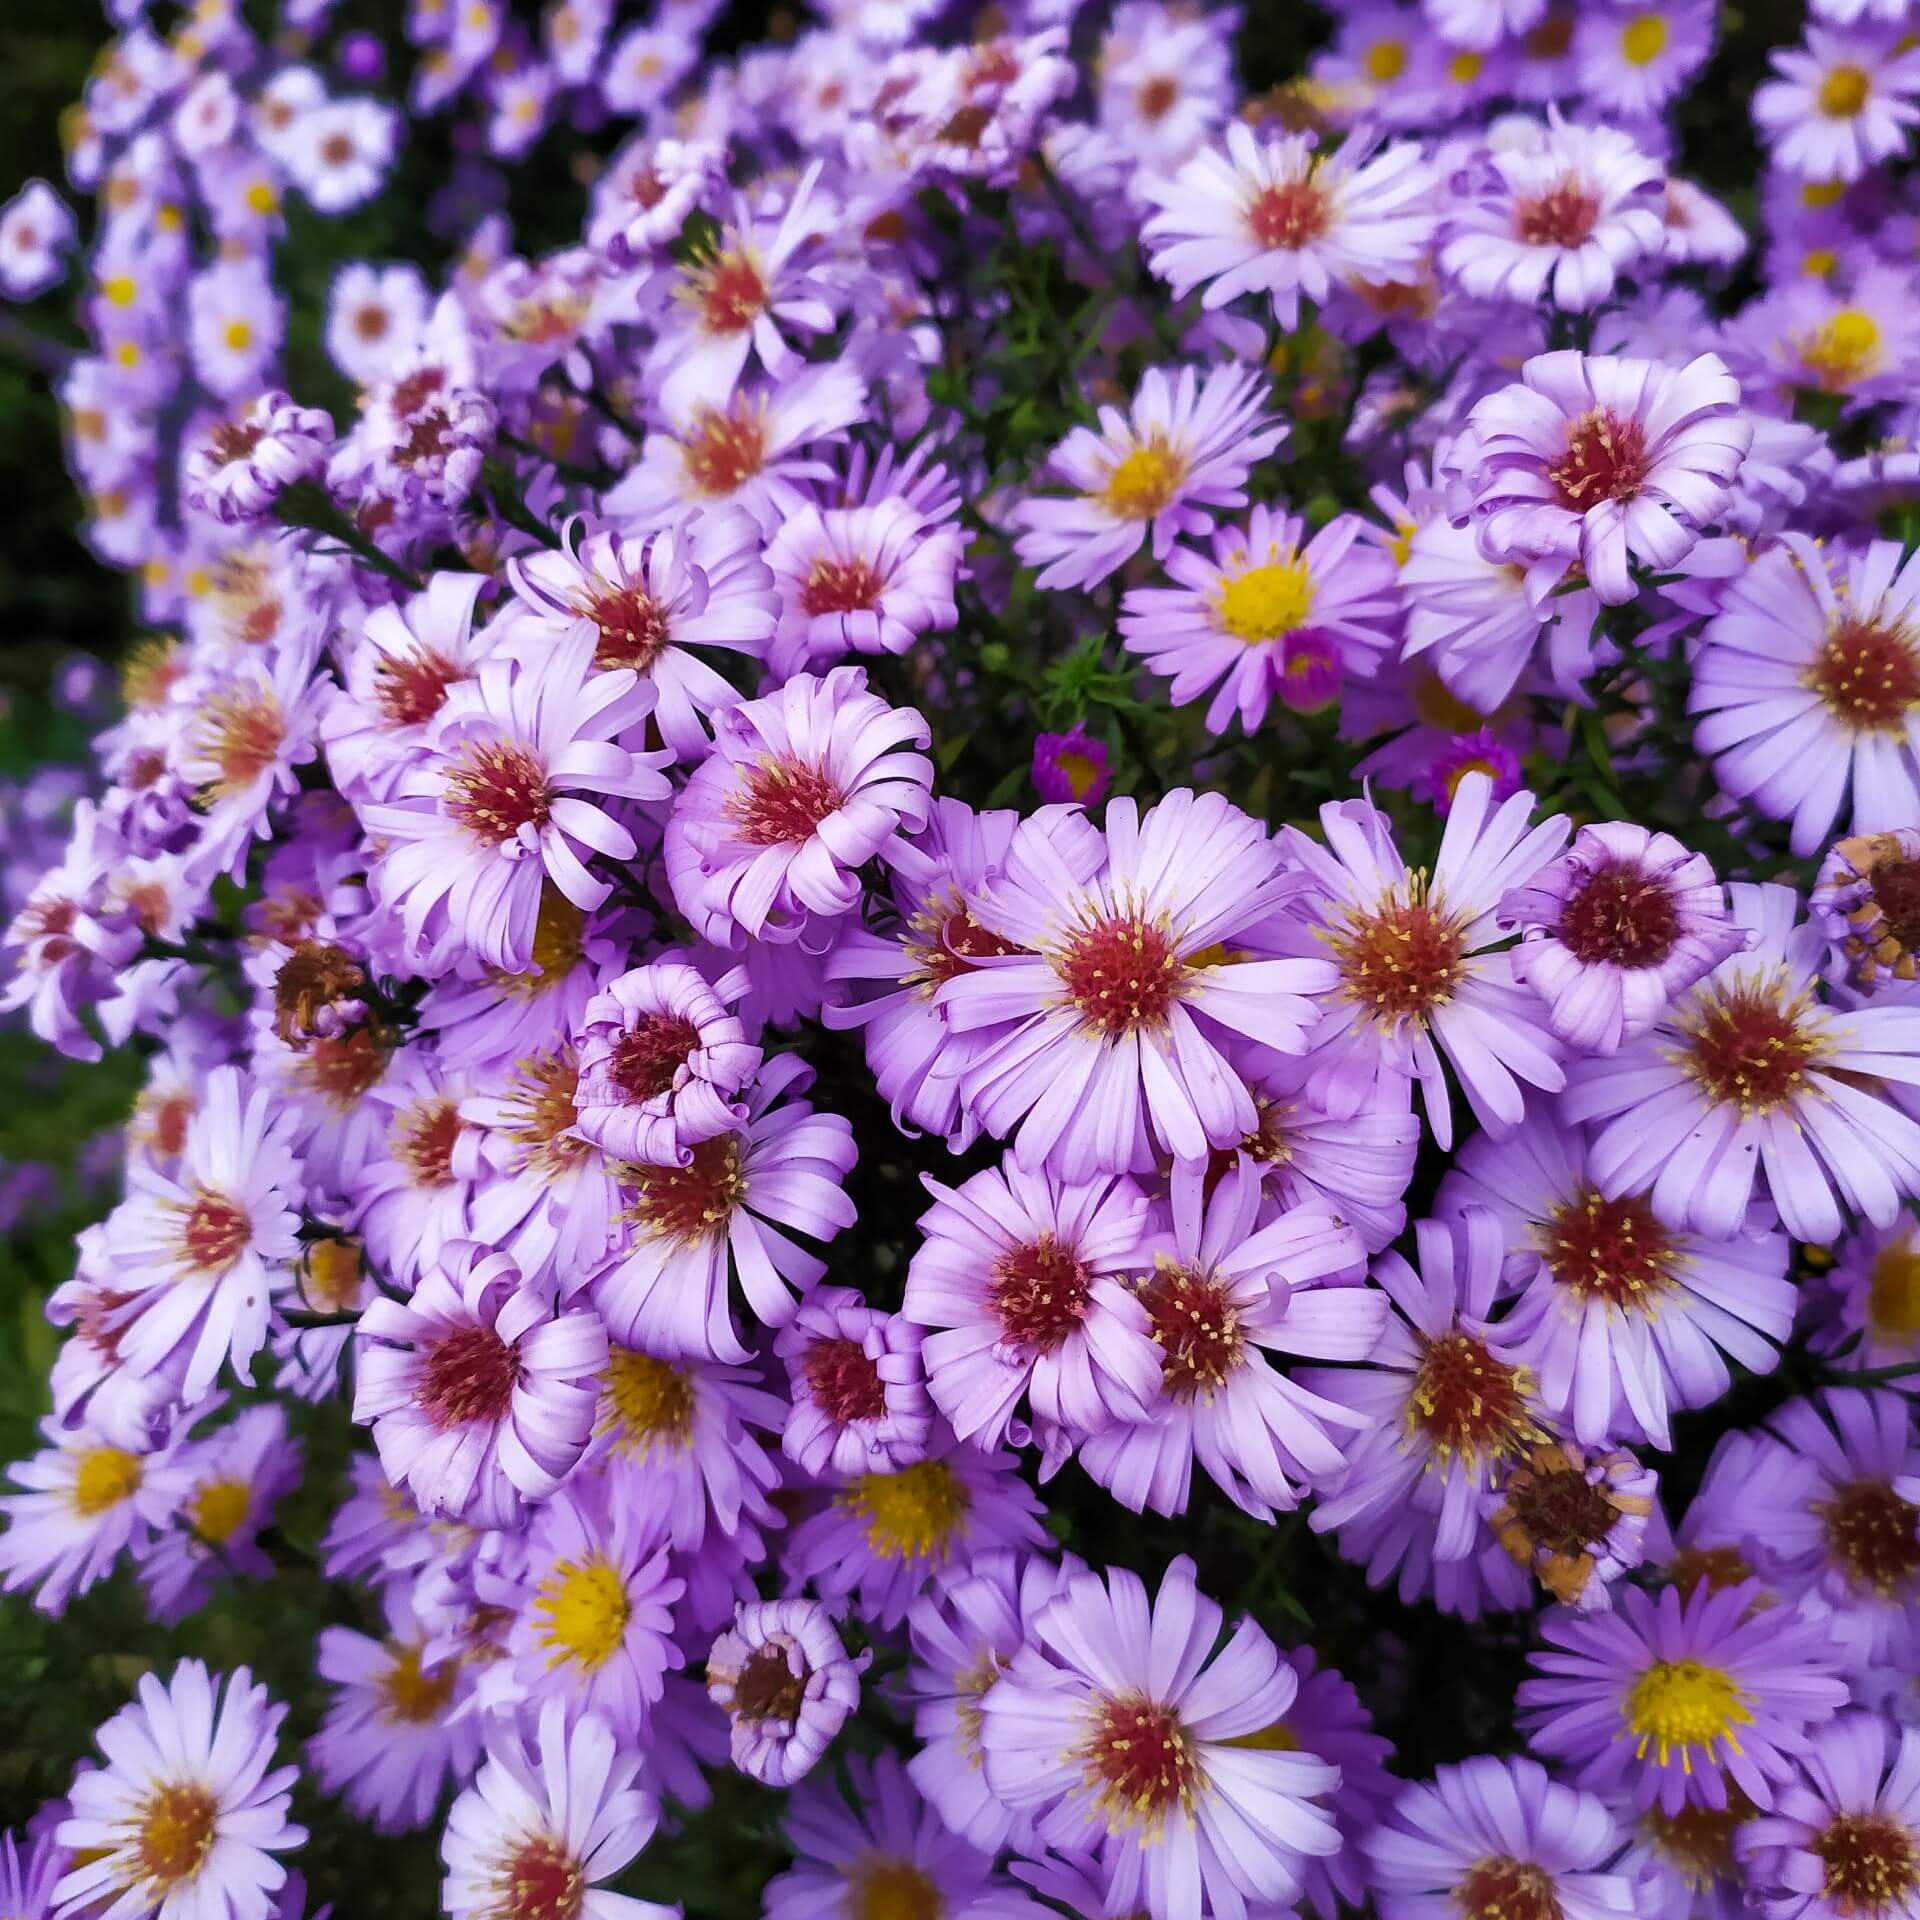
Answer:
[
  {"left": 571, "top": 960, "right": 761, "bottom": 1167},
  {"left": 1692, "top": 539, "right": 1920, "bottom": 857},
  {"left": 773, "top": 1286, "right": 932, "bottom": 1477},
  {"left": 1279, "top": 773, "right": 1570, "bottom": 1150},
  {"left": 182, "top": 391, "right": 333, "bottom": 527},
  {"left": 1438, "top": 1111, "right": 1794, "bottom": 1450},
  {"left": 1366, "top": 1755, "right": 1636, "bottom": 1920},
  {"left": 1011, "top": 362, "right": 1287, "bottom": 593},
  {"left": 1079, "top": 1167, "right": 1380, "bottom": 1522},
  {"left": 325, "top": 261, "right": 428, "bottom": 388},
  {"left": 938, "top": 788, "right": 1336, "bottom": 1179},
  {"left": 1738, "top": 1713, "right": 1920, "bottom": 1920},
  {"left": 1518, "top": 1576, "right": 1851, "bottom": 1814},
  {"left": 663, "top": 665, "right": 933, "bottom": 947},
  {"left": 286, "top": 98, "right": 398, "bottom": 213},
  {"left": 1485, "top": 1438, "right": 1657, "bottom": 1612},
  {"left": 1812, "top": 829, "right": 1920, "bottom": 990},
  {"left": 1440, "top": 120, "right": 1667, "bottom": 313},
  {"left": 705, "top": 1597, "right": 870, "bottom": 1787},
  {"left": 1809, "top": 1216, "right": 1920, "bottom": 1379},
  {"left": 590, "top": 1052, "right": 856, "bottom": 1364},
  {"left": 1117, "top": 507, "right": 1399, "bottom": 735},
  {"left": 363, "top": 631, "right": 670, "bottom": 974},
  {"left": 1564, "top": 882, "right": 1920, "bottom": 1243},
  {"left": 441, "top": 1701, "right": 673, "bottom": 1920},
  {"left": 1464, "top": 350, "right": 1753, "bottom": 604},
  {"left": 0, "top": 1417, "right": 180, "bottom": 1615},
  {"left": 0, "top": 179, "right": 75, "bottom": 299},
  {"left": 980, "top": 1553, "right": 1341, "bottom": 1920},
  {"left": 902, "top": 1158, "right": 1159, "bottom": 1449},
  {"left": 1754, "top": 26, "right": 1920, "bottom": 183},
  {"left": 1139, "top": 122, "right": 1438, "bottom": 332},
  {"left": 1498, "top": 822, "right": 1750, "bottom": 1054},
  {"left": 353, "top": 1242, "right": 606, "bottom": 1530},
  {"left": 55, "top": 1662, "right": 305, "bottom": 1920},
  {"left": 1031, "top": 729, "right": 1111, "bottom": 806},
  {"left": 1574, "top": 0, "right": 1717, "bottom": 118},
  {"left": 104, "top": 1064, "right": 303, "bottom": 1403},
  {"left": 504, "top": 508, "right": 778, "bottom": 765}
]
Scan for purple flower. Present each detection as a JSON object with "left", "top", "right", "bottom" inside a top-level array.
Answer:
[
  {"left": 774, "top": 1285, "right": 932, "bottom": 1476},
  {"left": 1029, "top": 728, "right": 1111, "bottom": 806},
  {"left": 706, "top": 1597, "right": 869, "bottom": 1787},
  {"left": 1485, "top": 1437, "right": 1657, "bottom": 1611},
  {"left": 0, "top": 181, "right": 75, "bottom": 299},
  {"left": 1811, "top": 828, "right": 1920, "bottom": 991},
  {"left": 1275, "top": 1647, "right": 1399, "bottom": 1920},
  {"left": 183, "top": 392, "right": 334, "bottom": 526}
]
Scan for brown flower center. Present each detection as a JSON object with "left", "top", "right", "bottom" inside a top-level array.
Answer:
[
  {"left": 1808, "top": 616, "right": 1920, "bottom": 735},
  {"left": 445, "top": 742, "right": 553, "bottom": 847},
  {"left": 419, "top": 1323, "right": 519, "bottom": 1429},
  {"left": 802, "top": 1335, "right": 889, "bottom": 1424},
  {"left": 1456, "top": 1858, "right": 1563, "bottom": 1920},
  {"left": 728, "top": 756, "right": 846, "bottom": 846},
  {"left": 989, "top": 1234, "right": 1092, "bottom": 1353},
  {"left": 376, "top": 646, "right": 463, "bottom": 727},
  {"left": 1515, "top": 177, "right": 1600, "bottom": 248},
  {"left": 1140, "top": 1261, "right": 1243, "bottom": 1396},
  {"left": 396, "top": 1096, "right": 463, "bottom": 1188},
  {"left": 1331, "top": 894, "right": 1468, "bottom": 1026},
  {"left": 1814, "top": 1812, "right": 1919, "bottom": 1913},
  {"left": 273, "top": 938, "right": 365, "bottom": 1042},
  {"left": 135, "top": 1782, "right": 218, "bottom": 1888},
  {"left": 729, "top": 1641, "right": 808, "bottom": 1723},
  {"left": 178, "top": 1190, "right": 251, "bottom": 1273},
  {"left": 609, "top": 1014, "right": 702, "bottom": 1103},
  {"left": 802, "top": 555, "right": 885, "bottom": 616},
  {"left": 1818, "top": 1477, "right": 1920, "bottom": 1597},
  {"left": 1245, "top": 178, "right": 1331, "bottom": 249},
  {"left": 493, "top": 1834, "right": 584, "bottom": 1920},
  {"left": 1085, "top": 1694, "right": 1196, "bottom": 1820},
  {"left": 1682, "top": 984, "right": 1820, "bottom": 1115},
  {"left": 1539, "top": 1185, "right": 1678, "bottom": 1309},
  {"left": 1556, "top": 862, "right": 1683, "bottom": 966},
  {"left": 1408, "top": 1330, "right": 1536, "bottom": 1464},
  {"left": 587, "top": 584, "right": 670, "bottom": 673},
  {"left": 625, "top": 1133, "right": 747, "bottom": 1244}
]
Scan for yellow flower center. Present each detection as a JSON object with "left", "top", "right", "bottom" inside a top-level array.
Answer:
[
  {"left": 1625, "top": 1658, "right": 1754, "bottom": 1767},
  {"left": 850, "top": 1859, "right": 944, "bottom": 1920},
  {"left": 1364, "top": 38, "right": 1407, "bottom": 81},
  {"left": 1448, "top": 49, "right": 1484, "bottom": 82},
  {"left": 1819, "top": 64, "right": 1872, "bottom": 117},
  {"left": 1218, "top": 557, "right": 1315, "bottom": 642},
  {"left": 1223, "top": 1719, "right": 1300, "bottom": 1751},
  {"left": 1869, "top": 1242, "right": 1920, "bottom": 1337},
  {"left": 378, "top": 1643, "right": 458, "bottom": 1724},
  {"left": 1620, "top": 12, "right": 1668, "bottom": 65},
  {"left": 189, "top": 1479, "right": 250, "bottom": 1545},
  {"left": 1100, "top": 442, "right": 1186, "bottom": 521},
  {"left": 536, "top": 1556, "right": 631, "bottom": 1671},
  {"left": 841, "top": 1459, "right": 970, "bottom": 1561},
  {"left": 1802, "top": 179, "right": 1848, "bottom": 208},
  {"left": 72, "top": 1446, "right": 142, "bottom": 1517},
  {"left": 1803, "top": 247, "right": 1838, "bottom": 280},
  {"left": 1800, "top": 308, "right": 1882, "bottom": 387},
  {"left": 223, "top": 319, "right": 253, "bottom": 352},
  {"left": 244, "top": 180, "right": 278, "bottom": 216},
  {"left": 103, "top": 273, "right": 137, "bottom": 307},
  {"left": 601, "top": 1347, "right": 695, "bottom": 1454},
  {"left": 135, "top": 1781, "right": 217, "bottom": 1889}
]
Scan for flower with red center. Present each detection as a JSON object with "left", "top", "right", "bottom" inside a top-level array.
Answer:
[
  {"left": 572, "top": 959, "right": 761, "bottom": 1167},
  {"left": 1566, "top": 882, "right": 1920, "bottom": 1244},
  {"left": 937, "top": 788, "right": 1336, "bottom": 1180},
  {"left": 1280, "top": 772, "right": 1570, "bottom": 1151},
  {"left": 363, "top": 631, "right": 668, "bottom": 974},
  {"left": 902, "top": 1156, "right": 1158, "bottom": 1449},
  {"left": 1440, "top": 1109, "right": 1794, "bottom": 1449},
  {"left": 980, "top": 1555, "right": 1341, "bottom": 1919},
  {"left": 441, "top": 1700, "right": 672, "bottom": 1920},
  {"left": 1139, "top": 121, "right": 1438, "bottom": 332},
  {"left": 587, "top": 135, "right": 725, "bottom": 261},
  {"left": 182, "top": 388, "right": 333, "bottom": 525},
  {"left": 55, "top": 1662, "right": 305, "bottom": 1920},
  {"left": 506, "top": 508, "right": 777, "bottom": 764},
  {"left": 1813, "top": 828, "right": 1920, "bottom": 991},
  {"left": 1465, "top": 349, "right": 1752, "bottom": 603},
  {"left": 1439, "top": 119, "right": 1667, "bottom": 312},
  {"left": 1499, "top": 820, "right": 1750, "bottom": 1053},
  {"left": 1695, "top": 538, "right": 1920, "bottom": 858},
  {"left": 706, "top": 1597, "right": 870, "bottom": 1788},
  {"left": 353, "top": 1052, "right": 478, "bottom": 1289},
  {"left": 1012, "top": 361, "right": 1289, "bottom": 591},
  {"left": 104, "top": 1064, "right": 303, "bottom": 1404},
  {"left": 354, "top": 1242, "right": 606, "bottom": 1529},
  {"left": 664, "top": 664, "right": 933, "bottom": 947},
  {"left": 773, "top": 1284, "right": 932, "bottom": 1476}
]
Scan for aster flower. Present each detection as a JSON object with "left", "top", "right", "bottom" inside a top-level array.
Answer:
[
  {"left": 1440, "top": 120, "right": 1667, "bottom": 313},
  {"left": 441, "top": 1701, "right": 672, "bottom": 1920},
  {"left": 1139, "top": 122, "right": 1438, "bottom": 333},
  {"left": 103, "top": 1064, "right": 303, "bottom": 1404},
  {"left": 1464, "top": 350, "right": 1753, "bottom": 604},
  {"left": 363, "top": 631, "right": 670, "bottom": 974},
  {"left": 1564, "top": 882, "right": 1920, "bottom": 1243},
  {"left": 1012, "top": 362, "right": 1287, "bottom": 593},
  {"left": 0, "top": 179, "right": 75, "bottom": 299},
  {"left": 353, "top": 1242, "right": 606, "bottom": 1530},
  {"left": 182, "top": 392, "right": 334, "bottom": 526},
  {"left": 286, "top": 98, "right": 398, "bottom": 213},
  {"left": 1485, "top": 1437, "right": 1657, "bottom": 1612},
  {"left": 1812, "top": 830, "right": 1920, "bottom": 990},
  {"left": 1574, "top": 0, "right": 1717, "bottom": 119},
  {"left": 980, "top": 1553, "right": 1341, "bottom": 1920},
  {"left": 55, "top": 1662, "right": 305, "bottom": 1920},
  {"left": 1118, "top": 507, "right": 1399, "bottom": 735},
  {"left": 705, "top": 1597, "right": 869, "bottom": 1787},
  {"left": 1754, "top": 26, "right": 1920, "bottom": 182},
  {"left": 1519, "top": 1577, "right": 1851, "bottom": 1814},
  {"left": 1498, "top": 821, "right": 1750, "bottom": 1053},
  {"left": 1437, "top": 1110, "right": 1794, "bottom": 1449},
  {"left": 773, "top": 1286, "right": 932, "bottom": 1476},
  {"left": 663, "top": 665, "right": 933, "bottom": 948},
  {"left": 939, "top": 788, "right": 1336, "bottom": 1178},
  {"left": 1279, "top": 773, "right": 1570, "bottom": 1150},
  {"left": 0, "top": 1827, "right": 62, "bottom": 1920},
  {"left": 1031, "top": 729, "right": 1111, "bottom": 807},
  {"left": 902, "top": 1158, "right": 1159, "bottom": 1449},
  {"left": 1366, "top": 1755, "right": 1637, "bottom": 1920},
  {"left": 1693, "top": 539, "right": 1920, "bottom": 857},
  {"left": 1808, "top": 1216, "right": 1920, "bottom": 1379},
  {"left": 1738, "top": 1712, "right": 1920, "bottom": 1920},
  {"left": 325, "top": 262, "right": 428, "bottom": 388}
]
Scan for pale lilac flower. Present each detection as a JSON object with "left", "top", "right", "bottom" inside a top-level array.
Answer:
[
  {"left": 774, "top": 1286, "right": 932, "bottom": 1477},
  {"left": 1574, "top": 0, "right": 1717, "bottom": 118},
  {"left": 325, "top": 262, "right": 428, "bottom": 388},
  {"left": 286, "top": 98, "right": 399, "bottom": 212},
  {"left": 706, "top": 1598, "right": 869, "bottom": 1787},
  {"left": 0, "top": 180, "right": 76, "bottom": 299},
  {"left": 183, "top": 391, "right": 334, "bottom": 526},
  {"left": 1755, "top": 26, "right": 1920, "bottom": 183}
]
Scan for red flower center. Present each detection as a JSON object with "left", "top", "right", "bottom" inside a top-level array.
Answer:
[
  {"left": 1409, "top": 1330, "right": 1535, "bottom": 1462},
  {"left": 1547, "top": 407, "right": 1650, "bottom": 510},
  {"left": 300, "top": 1026, "right": 392, "bottom": 1109},
  {"left": 1815, "top": 1812, "right": 1919, "bottom": 1912},
  {"left": 609, "top": 1013, "right": 702, "bottom": 1102},
  {"left": 396, "top": 1096, "right": 463, "bottom": 1188},
  {"left": 179, "top": 1190, "right": 251, "bottom": 1272},
  {"left": 1135, "top": 73, "right": 1180, "bottom": 120},
  {"left": 1456, "top": 1858, "right": 1563, "bottom": 1920},
  {"left": 1514, "top": 177, "right": 1600, "bottom": 248},
  {"left": 1245, "top": 178, "right": 1331, "bottom": 249},
  {"left": 1057, "top": 913, "right": 1186, "bottom": 1037},
  {"left": 389, "top": 366, "right": 445, "bottom": 419},
  {"left": 587, "top": 585, "right": 671, "bottom": 673},
  {"left": 1141, "top": 1262, "right": 1243, "bottom": 1396},
  {"left": 989, "top": 1234, "right": 1093, "bottom": 1353},
  {"left": 802, "top": 1335, "right": 889, "bottom": 1423},
  {"left": 1332, "top": 896, "right": 1467, "bottom": 1026},
  {"left": 1818, "top": 1477, "right": 1920, "bottom": 1596},
  {"left": 1556, "top": 861, "right": 1683, "bottom": 966},
  {"left": 445, "top": 742, "right": 553, "bottom": 847},
  {"left": 200, "top": 689, "right": 285, "bottom": 797},
  {"left": 729, "top": 1640, "right": 807, "bottom": 1723},
  {"left": 1087, "top": 1694, "right": 1196, "bottom": 1820},
  {"left": 1540, "top": 1185, "right": 1677, "bottom": 1309},
  {"left": 419, "top": 1323, "right": 520, "bottom": 1429},
  {"left": 210, "top": 419, "right": 267, "bottom": 464},
  {"left": 691, "top": 250, "right": 768, "bottom": 335},
  {"left": 626, "top": 1133, "right": 747, "bottom": 1244},
  {"left": 494, "top": 1834, "right": 584, "bottom": 1920},
  {"left": 1683, "top": 984, "right": 1819, "bottom": 1114},
  {"left": 908, "top": 901, "right": 1021, "bottom": 989},
  {"left": 801, "top": 554, "right": 885, "bottom": 616},
  {"left": 684, "top": 402, "right": 769, "bottom": 497},
  {"left": 728, "top": 755, "right": 846, "bottom": 846},
  {"left": 1808, "top": 616, "right": 1920, "bottom": 735},
  {"left": 1641, "top": 1802, "right": 1745, "bottom": 1888}
]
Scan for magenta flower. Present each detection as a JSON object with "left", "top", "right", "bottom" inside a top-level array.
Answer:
[
  {"left": 705, "top": 1598, "right": 869, "bottom": 1787},
  {"left": 353, "top": 1242, "right": 606, "bottom": 1529},
  {"left": 1029, "top": 728, "right": 1111, "bottom": 806}
]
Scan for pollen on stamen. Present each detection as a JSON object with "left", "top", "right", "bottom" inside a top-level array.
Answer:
[
  {"left": 1556, "top": 862, "right": 1684, "bottom": 966},
  {"left": 1056, "top": 912, "right": 1187, "bottom": 1038},
  {"left": 1548, "top": 407, "right": 1651, "bottom": 509},
  {"left": 1139, "top": 1259, "right": 1244, "bottom": 1397},
  {"left": 444, "top": 741, "right": 554, "bottom": 848},
  {"left": 988, "top": 1234, "right": 1093, "bottom": 1353}
]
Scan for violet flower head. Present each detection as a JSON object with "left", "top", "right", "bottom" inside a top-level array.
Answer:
[
  {"left": 773, "top": 1285, "right": 933, "bottom": 1477},
  {"left": 706, "top": 1597, "right": 869, "bottom": 1787},
  {"left": 183, "top": 391, "right": 335, "bottom": 526}
]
